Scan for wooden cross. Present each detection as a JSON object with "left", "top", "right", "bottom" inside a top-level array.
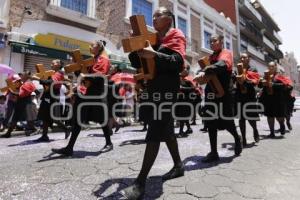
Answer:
[
  {"left": 35, "top": 64, "right": 55, "bottom": 80},
  {"left": 64, "top": 49, "right": 95, "bottom": 74},
  {"left": 263, "top": 70, "right": 273, "bottom": 95},
  {"left": 0, "top": 79, "right": 20, "bottom": 93},
  {"left": 122, "top": 15, "right": 158, "bottom": 81},
  {"left": 195, "top": 56, "right": 225, "bottom": 98},
  {"left": 236, "top": 63, "right": 247, "bottom": 94}
]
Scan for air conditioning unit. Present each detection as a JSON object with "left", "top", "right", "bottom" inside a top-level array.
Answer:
[{"left": 7, "top": 32, "right": 31, "bottom": 42}]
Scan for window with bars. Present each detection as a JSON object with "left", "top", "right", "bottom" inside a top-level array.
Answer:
[
  {"left": 132, "top": 0, "right": 153, "bottom": 26},
  {"left": 177, "top": 16, "right": 187, "bottom": 36},
  {"left": 204, "top": 30, "right": 212, "bottom": 49},
  {"left": 61, "top": 0, "right": 88, "bottom": 15},
  {"left": 226, "top": 41, "right": 231, "bottom": 50}
]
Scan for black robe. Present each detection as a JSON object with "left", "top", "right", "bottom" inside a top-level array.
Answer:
[
  {"left": 202, "top": 59, "right": 234, "bottom": 130},
  {"left": 129, "top": 46, "right": 183, "bottom": 142},
  {"left": 235, "top": 66, "right": 260, "bottom": 121}
]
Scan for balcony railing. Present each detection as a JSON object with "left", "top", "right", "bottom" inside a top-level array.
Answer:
[
  {"left": 263, "top": 36, "right": 275, "bottom": 50},
  {"left": 46, "top": 0, "right": 100, "bottom": 28},
  {"left": 247, "top": 44, "right": 265, "bottom": 60},
  {"left": 273, "top": 30, "right": 283, "bottom": 44},
  {"left": 242, "top": 0, "right": 262, "bottom": 21}
]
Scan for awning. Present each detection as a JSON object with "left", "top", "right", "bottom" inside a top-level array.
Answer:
[
  {"left": 9, "top": 41, "right": 136, "bottom": 72},
  {"left": 10, "top": 40, "right": 72, "bottom": 60}
]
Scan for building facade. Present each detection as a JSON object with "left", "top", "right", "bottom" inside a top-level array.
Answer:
[
  {"left": 281, "top": 52, "right": 300, "bottom": 94},
  {"left": 238, "top": 0, "right": 284, "bottom": 74},
  {"left": 98, "top": 0, "right": 238, "bottom": 74},
  {"left": 0, "top": 0, "right": 238, "bottom": 87}
]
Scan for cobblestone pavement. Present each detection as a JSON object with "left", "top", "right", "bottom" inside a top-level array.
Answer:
[{"left": 1, "top": 112, "right": 300, "bottom": 200}]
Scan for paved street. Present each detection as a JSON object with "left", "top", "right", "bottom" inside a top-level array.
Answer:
[{"left": 1, "top": 112, "right": 300, "bottom": 200}]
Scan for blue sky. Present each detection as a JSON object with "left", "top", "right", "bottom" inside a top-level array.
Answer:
[{"left": 260, "top": 0, "right": 300, "bottom": 63}]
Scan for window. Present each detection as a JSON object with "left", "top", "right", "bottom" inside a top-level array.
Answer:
[
  {"left": 226, "top": 41, "right": 231, "bottom": 50},
  {"left": 204, "top": 30, "right": 212, "bottom": 49},
  {"left": 178, "top": 17, "right": 187, "bottom": 36},
  {"left": 132, "top": 0, "right": 153, "bottom": 26},
  {"left": 61, "top": 0, "right": 88, "bottom": 15}
]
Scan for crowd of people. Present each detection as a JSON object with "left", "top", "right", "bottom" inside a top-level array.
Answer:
[{"left": 0, "top": 6, "right": 297, "bottom": 200}]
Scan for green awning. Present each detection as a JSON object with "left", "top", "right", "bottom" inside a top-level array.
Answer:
[
  {"left": 10, "top": 41, "right": 72, "bottom": 60},
  {"left": 9, "top": 41, "right": 135, "bottom": 72}
]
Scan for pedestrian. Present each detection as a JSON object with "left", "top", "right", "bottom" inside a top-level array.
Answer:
[
  {"left": 194, "top": 34, "right": 242, "bottom": 163},
  {"left": 121, "top": 7, "right": 186, "bottom": 199},
  {"left": 51, "top": 40, "right": 114, "bottom": 156},
  {"left": 235, "top": 53, "right": 260, "bottom": 146}
]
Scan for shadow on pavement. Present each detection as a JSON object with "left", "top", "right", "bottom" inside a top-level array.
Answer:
[
  {"left": 183, "top": 155, "right": 236, "bottom": 171},
  {"left": 221, "top": 142, "right": 257, "bottom": 150},
  {"left": 7, "top": 139, "right": 56, "bottom": 147},
  {"left": 87, "top": 133, "right": 104, "bottom": 137},
  {"left": 93, "top": 176, "right": 163, "bottom": 200},
  {"left": 36, "top": 150, "right": 103, "bottom": 162},
  {"left": 260, "top": 135, "right": 285, "bottom": 140},
  {"left": 119, "top": 139, "right": 146, "bottom": 146}
]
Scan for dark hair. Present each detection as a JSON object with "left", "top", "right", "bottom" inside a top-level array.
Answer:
[
  {"left": 96, "top": 40, "right": 106, "bottom": 47},
  {"left": 211, "top": 34, "right": 224, "bottom": 42},
  {"left": 53, "top": 59, "right": 64, "bottom": 69},
  {"left": 160, "top": 7, "right": 176, "bottom": 28},
  {"left": 23, "top": 70, "right": 31, "bottom": 76}
]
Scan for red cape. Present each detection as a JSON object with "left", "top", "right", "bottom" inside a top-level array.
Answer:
[
  {"left": 274, "top": 74, "right": 293, "bottom": 86},
  {"left": 246, "top": 70, "right": 260, "bottom": 85},
  {"left": 51, "top": 71, "right": 64, "bottom": 82},
  {"left": 161, "top": 28, "right": 186, "bottom": 61},
  {"left": 210, "top": 49, "right": 233, "bottom": 72},
  {"left": 183, "top": 75, "right": 197, "bottom": 88},
  {"left": 78, "top": 85, "right": 87, "bottom": 95},
  {"left": 90, "top": 55, "right": 111, "bottom": 75},
  {"left": 19, "top": 81, "right": 36, "bottom": 98}
]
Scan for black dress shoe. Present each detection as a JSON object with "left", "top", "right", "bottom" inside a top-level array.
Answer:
[
  {"left": 202, "top": 152, "right": 220, "bottom": 163},
  {"left": 120, "top": 182, "right": 145, "bottom": 200},
  {"left": 268, "top": 133, "right": 276, "bottom": 138},
  {"left": 200, "top": 128, "right": 208, "bottom": 133},
  {"left": 235, "top": 136, "right": 243, "bottom": 156},
  {"left": 0, "top": 133, "right": 11, "bottom": 138},
  {"left": 177, "top": 132, "right": 188, "bottom": 138},
  {"left": 280, "top": 126, "right": 286, "bottom": 135},
  {"left": 140, "top": 127, "right": 147, "bottom": 132},
  {"left": 100, "top": 144, "right": 113, "bottom": 153},
  {"left": 51, "top": 147, "right": 73, "bottom": 156},
  {"left": 162, "top": 164, "right": 185, "bottom": 181},
  {"left": 287, "top": 122, "right": 292, "bottom": 131},
  {"left": 34, "top": 135, "right": 50, "bottom": 143},
  {"left": 185, "top": 128, "right": 193, "bottom": 134}
]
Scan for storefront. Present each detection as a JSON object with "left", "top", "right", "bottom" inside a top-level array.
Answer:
[{"left": 6, "top": 20, "right": 132, "bottom": 74}]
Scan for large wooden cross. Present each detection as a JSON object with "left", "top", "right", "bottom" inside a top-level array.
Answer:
[
  {"left": 195, "top": 56, "right": 225, "bottom": 98},
  {"left": 122, "top": 15, "right": 158, "bottom": 81},
  {"left": 236, "top": 63, "right": 247, "bottom": 94},
  {"left": 0, "top": 79, "right": 19, "bottom": 93},
  {"left": 64, "top": 49, "right": 95, "bottom": 74},
  {"left": 35, "top": 64, "right": 55, "bottom": 80}
]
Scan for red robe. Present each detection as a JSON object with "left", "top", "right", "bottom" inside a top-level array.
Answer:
[
  {"left": 274, "top": 74, "right": 293, "bottom": 86},
  {"left": 90, "top": 55, "right": 111, "bottom": 75},
  {"left": 19, "top": 81, "right": 36, "bottom": 98},
  {"left": 210, "top": 49, "right": 233, "bottom": 72},
  {"left": 246, "top": 70, "right": 260, "bottom": 85},
  {"left": 161, "top": 28, "right": 186, "bottom": 63}
]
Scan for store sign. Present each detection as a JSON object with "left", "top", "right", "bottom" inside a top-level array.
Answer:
[
  {"left": 10, "top": 41, "right": 72, "bottom": 60},
  {"left": 34, "top": 33, "right": 91, "bottom": 55}
]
